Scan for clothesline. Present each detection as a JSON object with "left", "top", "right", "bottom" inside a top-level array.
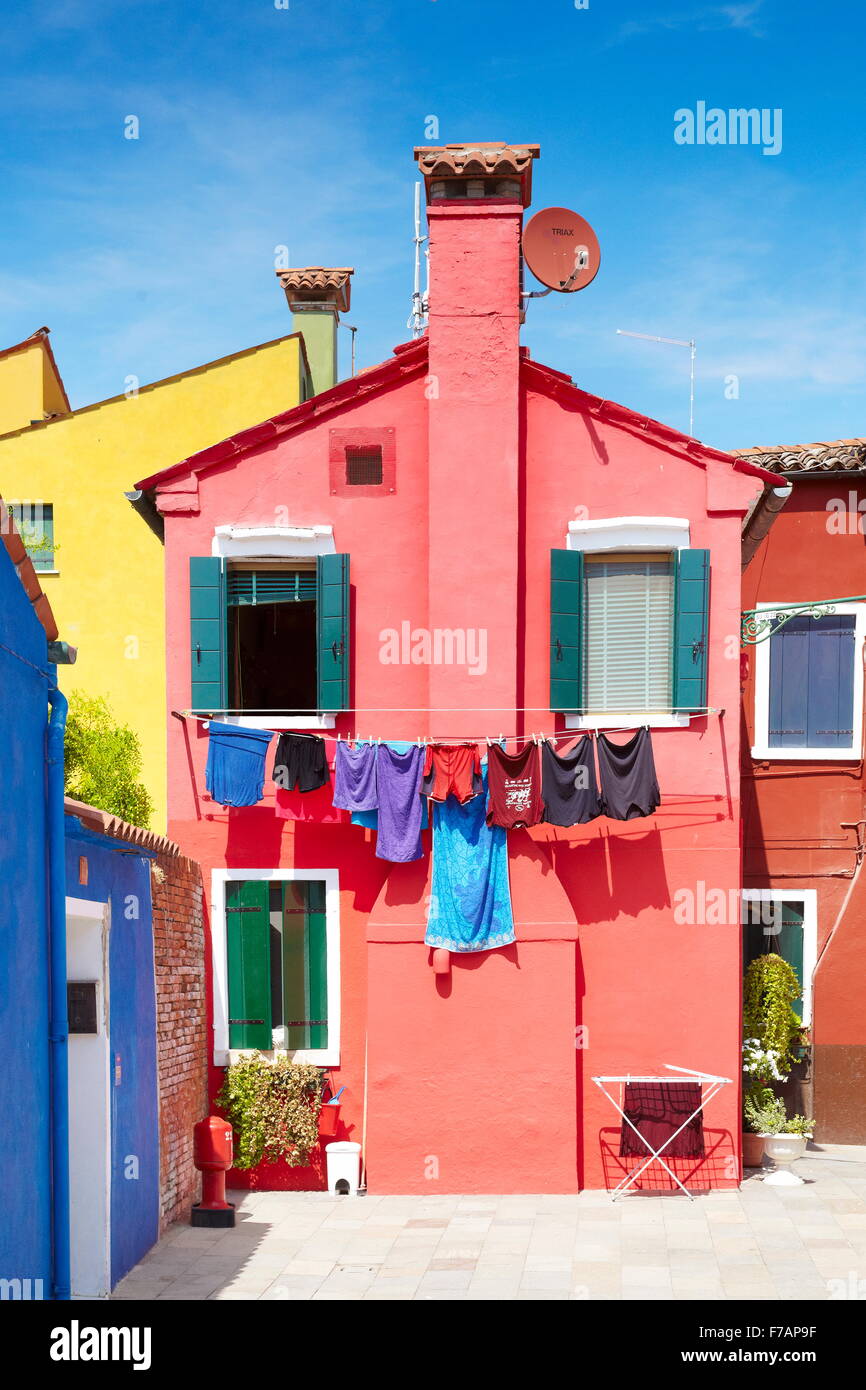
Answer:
[{"left": 173, "top": 708, "right": 723, "bottom": 743}]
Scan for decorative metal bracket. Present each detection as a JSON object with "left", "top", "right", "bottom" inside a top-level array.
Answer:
[{"left": 741, "top": 601, "right": 838, "bottom": 645}]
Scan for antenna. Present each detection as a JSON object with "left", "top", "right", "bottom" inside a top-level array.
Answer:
[
  {"left": 408, "top": 182, "right": 428, "bottom": 337},
  {"left": 616, "top": 329, "right": 697, "bottom": 438}
]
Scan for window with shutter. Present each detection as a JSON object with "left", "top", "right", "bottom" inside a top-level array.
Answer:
[
  {"left": 221, "top": 874, "right": 336, "bottom": 1060},
  {"left": 583, "top": 553, "right": 674, "bottom": 711},
  {"left": 189, "top": 554, "right": 350, "bottom": 714},
  {"left": 768, "top": 615, "right": 856, "bottom": 750}
]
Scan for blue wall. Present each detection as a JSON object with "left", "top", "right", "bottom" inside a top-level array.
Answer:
[
  {"left": 64, "top": 822, "right": 160, "bottom": 1287},
  {"left": 0, "top": 542, "right": 52, "bottom": 1297}
]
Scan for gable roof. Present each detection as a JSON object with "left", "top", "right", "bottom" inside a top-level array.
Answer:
[
  {"left": 134, "top": 337, "right": 429, "bottom": 492},
  {"left": 0, "top": 330, "right": 310, "bottom": 444},
  {"left": 135, "top": 336, "right": 778, "bottom": 495},
  {"left": 732, "top": 438, "right": 866, "bottom": 473}
]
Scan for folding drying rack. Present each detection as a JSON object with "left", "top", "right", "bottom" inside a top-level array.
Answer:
[{"left": 591, "top": 1064, "right": 733, "bottom": 1200}]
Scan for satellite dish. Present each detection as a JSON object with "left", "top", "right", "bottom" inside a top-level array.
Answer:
[{"left": 522, "top": 207, "right": 601, "bottom": 292}]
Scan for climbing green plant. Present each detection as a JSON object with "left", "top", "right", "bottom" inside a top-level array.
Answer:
[
  {"left": 217, "top": 1054, "right": 323, "bottom": 1170},
  {"left": 64, "top": 690, "right": 154, "bottom": 828},
  {"left": 742, "top": 953, "right": 802, "bottom": 1079}
]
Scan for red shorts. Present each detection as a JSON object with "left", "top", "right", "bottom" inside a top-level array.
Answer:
[{"left": 422, "top": 743, "right": 482, "bottom": 803}]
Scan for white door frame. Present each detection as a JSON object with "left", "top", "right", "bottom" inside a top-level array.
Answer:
[{"left": 66, "top": 896, "right": 112, "bottom": 1299}]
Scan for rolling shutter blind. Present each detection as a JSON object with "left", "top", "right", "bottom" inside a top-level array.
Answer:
[
  {"left": 768, "top": 615, "right": 856, "bottom": 749},
  {"left": 316, "top": 553, "right": 350, "bottom": 712},
  {"left": 672, "top": 548, "right": 710, "bottom": 711},
  {"left": 550, "top": 549, "right": 584, "bottom": 711},
  {"left": 227, "top": 570, "right": 317, "bottom": 606},
  {"left": 189, "top": 556, "right": 226, "bottom": 710},
  {"left": 584, "top": 555, "right": 674, "bottom": 711},
  {"left": 226, "top": 879, "right": 272, "bottom": 1050}
]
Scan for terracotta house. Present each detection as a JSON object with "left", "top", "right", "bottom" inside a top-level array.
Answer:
[
  {"left": 738, "top": 438, "right": 866, "bottom": 1143},
  {"left": 136, "top": 142, "right": 776, "bottom": 1193}
]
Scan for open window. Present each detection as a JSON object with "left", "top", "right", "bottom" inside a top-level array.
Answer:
[
  {"left": 189, "top": 553, "right": 349, "bottom": 716},
  {"left": 741, "top": 889, "right": 817, "bottom": 1024}
]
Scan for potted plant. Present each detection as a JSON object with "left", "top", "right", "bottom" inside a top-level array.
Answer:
[
  {"left": 741, "top": 954, "right": 803, "bottom": 1170},
  {"left": 216, "top": 1053, "right": 324, "bottom": 1170},
  {"left": 762, "top": 1112, "right": 814, "bottom": 1185}
]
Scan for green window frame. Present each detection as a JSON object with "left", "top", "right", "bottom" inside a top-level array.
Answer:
[
  {"left": 226, "top": 877, "right": 330, "bottom": 1054},
  {"left": 189, "top": 553, "right": 350, "bottom": 713},
  {"left": 9, "top": 501, "right": 54, "bottom": 571},
  {"left": 549, "top": 547, "right": 710, "bottom": 713}
]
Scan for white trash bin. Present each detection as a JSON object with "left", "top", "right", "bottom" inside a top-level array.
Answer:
[{"left": 325, "top": 1141, "right": 362, "bottom": 1196}]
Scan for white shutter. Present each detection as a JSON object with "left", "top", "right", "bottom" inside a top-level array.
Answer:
[{"left": 584, "top": 556, "right": 674, "bottom": 711}]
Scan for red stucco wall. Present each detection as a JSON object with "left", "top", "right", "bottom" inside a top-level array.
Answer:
[{"left": 159, "top": 194, "right": 765, "bottom": 1192}]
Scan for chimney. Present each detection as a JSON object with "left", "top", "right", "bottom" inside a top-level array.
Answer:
[
  {"left": 414, "top": 142, "right": 539, "bottom": 730},
  {"left": 276, "top": 267, "right": 354, "bottom": 395}
]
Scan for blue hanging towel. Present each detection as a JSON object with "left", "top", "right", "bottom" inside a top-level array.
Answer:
[
  {"left": 426, "top": 766, "right": 515, "bottom": 953},
  {"left": 205, "top": 721, "right": 273, "bottom": 807}
]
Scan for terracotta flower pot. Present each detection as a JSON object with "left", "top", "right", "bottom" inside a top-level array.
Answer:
[{"left": 742, "top": 1131, "right": 766, "bottom": 1168}]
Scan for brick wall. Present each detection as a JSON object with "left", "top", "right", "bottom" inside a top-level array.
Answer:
[{"left": 150, "top": 851, "right": 208, "bottom": 1229}]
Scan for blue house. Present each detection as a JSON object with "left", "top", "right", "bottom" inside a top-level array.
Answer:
[{"left": 0, "top": 498, "right": 164, "bottom": 1299}]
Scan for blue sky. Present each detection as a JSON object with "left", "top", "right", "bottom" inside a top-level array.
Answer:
[{"left": 1, "top": 0, "right": 863, "bottom": 451}]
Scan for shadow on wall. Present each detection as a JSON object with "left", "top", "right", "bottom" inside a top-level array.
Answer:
[{"left": 542, "top": 826, "right": 672, "bottom": 925}]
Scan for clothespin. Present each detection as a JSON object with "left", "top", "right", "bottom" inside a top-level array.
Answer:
[{"left": 485, "top": 735, "right": 491, "bottom": 747}]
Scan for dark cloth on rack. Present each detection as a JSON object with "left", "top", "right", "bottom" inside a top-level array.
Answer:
[
  {"left": 541, "top": 738, "right": 603, "bottom": 827},
  {"left": 596, "top": 727, "right": 661, "bottom": 820},
  {"left": 422, "top": 742, "right": 482, "bottom": 804},
  {"left": 619, "top": 1082, "right": 705, "bottom": 1159},
  {"left": 272, "top": 733, "right": 330, "bottom": 793},
  {"left": 485, "top": 741, "right": 543, "bottom": 829},
  {"left": 375, "top": 743, "right": 425, "bottom": 862},
  {"left": 333, "top": 741, "right": 379, "bottom": 812},
  {"left": 205, "top": 721, "right": 273, "bottom": 808}
]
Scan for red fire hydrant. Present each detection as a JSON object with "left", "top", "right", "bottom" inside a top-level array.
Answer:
[{"left": 191, "top": 1116, "right": 236, "bottom": 1228}]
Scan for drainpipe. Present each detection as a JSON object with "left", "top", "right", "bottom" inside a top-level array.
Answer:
[{"left": 46, "top": 677, "right": 70, "bottom": 1300}]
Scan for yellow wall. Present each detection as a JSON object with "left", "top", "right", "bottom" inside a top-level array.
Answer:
[
  {"left": 0, "top": 333, "right": 306, "bottom": 831},
  {"left": 0, "top": 342, "right": 52, "bottom": 434}
]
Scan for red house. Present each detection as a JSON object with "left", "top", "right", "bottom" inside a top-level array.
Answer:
[
  {"left": 137, "top": 142, "right": 775, "bottom": 1193},
  {"left": 738, "top": 438, "right": 866, "bottom": 1143}
]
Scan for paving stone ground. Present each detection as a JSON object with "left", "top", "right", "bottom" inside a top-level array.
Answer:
[{"left": 112, "top": 1147, "right": 866, "bottom": 1301}]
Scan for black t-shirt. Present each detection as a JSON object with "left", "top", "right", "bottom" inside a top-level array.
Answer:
[
  {"left": 541, "top": 738, "right": 602, "bottom": 827},
  {"left": 596, "top": 727, "right": 660, "bottom": 820}
]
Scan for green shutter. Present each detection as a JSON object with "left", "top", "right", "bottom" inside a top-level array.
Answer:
[
  {"left": 306, "top": 881, "right": 328, "bottom": 1051},
  {"left": 227, "top": 570, "right": 317, "bottom": 606},
  {"left": 226, "top": 879, "right": 272, "bottom": 1050},
  {"left": 190, "top": 556, "right": 226, "bottom": 710},
  {"left": 550, "top": 549, "right": 583, "bottom": 712},
  {"left": 317, "top": 553, "right": 350, "bottom": 711},
  {"left": 672, "top": 549, "right": 710, "bottom": 711}
]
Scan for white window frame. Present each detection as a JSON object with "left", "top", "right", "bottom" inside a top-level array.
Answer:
[
  {"left": 751, "top": 601, "right": 865, "bottom": 760},
  {"left": 564, "top": 516, "right": 691, "bottom": 730},
  {"left": 741, "top": 888, "right": 817, "bottom": 1025},
  {"left": 212, "top": 525, "right": 337, "bottom": 730},
  {"left": 211, "top": 867, "right": 341, "bottom": 1067}
]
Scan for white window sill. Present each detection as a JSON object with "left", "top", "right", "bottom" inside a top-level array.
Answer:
[
  {"left": 751, "top": 744, "right": 861, "bottom": 762},
  {"left": 34, "top": 568, "right": 60, "bottom": 576},
  {"left": 566, "top": 712, "right": 690, "bottom": 730},
  {"left": 215, "top": 1048, "right": 339, "bottom": 1068},
  {"left": 212, "top": 714, "right": 336, "bottom": 731}
]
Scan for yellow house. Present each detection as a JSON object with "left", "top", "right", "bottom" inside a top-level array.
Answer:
[{"left": 0, "top": 325, "right": 312, "bottom": 831}]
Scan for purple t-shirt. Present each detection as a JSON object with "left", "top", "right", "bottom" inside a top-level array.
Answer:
[
  {"left": 333, "top": 742, "right": 379, "bottom": 812},
  {"left": 375, "top": 743, "right": 425, "bottom": 862}
]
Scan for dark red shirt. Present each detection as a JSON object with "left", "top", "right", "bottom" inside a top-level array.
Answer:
[{"left": 485, "top": 743, "right": 543, "bottom": 829}]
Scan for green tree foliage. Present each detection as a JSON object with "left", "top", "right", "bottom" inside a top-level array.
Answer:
[{"left": 64, "top": 690, "right": 154, "bottom": 829}]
